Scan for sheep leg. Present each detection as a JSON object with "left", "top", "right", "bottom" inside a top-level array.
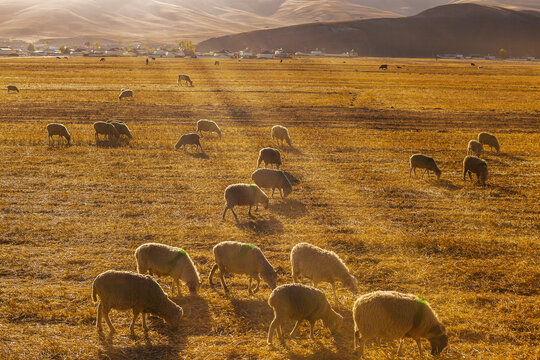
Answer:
[
  {"left": 209, "top": 264, "right": 218, "bottom": 285},
  {"left": 102, "top": 306, "right": 115, "bottom": 333},
  {"left": 230, "top": 208, "right": 239, "bottom": 222},
  {"left": 248, "top": 276, "right": 253, "bottom": 295},
  {"left": 248, "top": 205, "right": 253, "bottom": 217},
  {"left": 130, "top": 309, "right": 140, "bottom": 335},
  {"left": 267, "top": 316, "right": 279, "bottom": 344},
  {"left": 289, "top": 321, "right": 301, "bottom": 337},
  {"left": 253, "top": 274, "right": 260, "bottom": 293},
  {"left": 292, "top": 270, "right": 299, "bottom": 283},
  {"left": 218, "top": 266, "right": 229, "bottom": 292},
  {"left": 271, "top": 188, "right": 275, "bottom": 198},
  {"left": 355, "top": 337, "right": 366, "bottom": 357},
  {"left": 280, "top": 188, "right": 284, "bottom": 198},
  {"left": 96, "top": 303, "right": 103, "bottom": 332},
  {"left": 353, "top": 330, "right": 359, "bottom": 350},
  {"left": 222, "top": 207, "right": 229, "bottom": 220},
  {"left": 142, "top": 312, "right": 148, "bottom": 331},
  {"left": 397, "top": 339, "right": 404, "bottom": 356},
  {"left": 175, "top": 278, "right": 181, "bottom": 296},
  {"left": 309, "top": 320, "right": 316, "bottom": 340},
  {"left": 463, "top": 168, "right": 467, "bottom": 181},
  {"left": 468, "top": 171, "right": 473, "bottom": 181},
  {"left": 331, "top": 283, "right": 341, "bottom": 304},
  {"left": 415, "top": 338, "right": 424, "bottom": 357}
]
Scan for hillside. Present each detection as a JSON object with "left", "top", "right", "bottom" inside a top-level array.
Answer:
[{"left": 197, "top": 4, "right": 540, "bottom": 57}]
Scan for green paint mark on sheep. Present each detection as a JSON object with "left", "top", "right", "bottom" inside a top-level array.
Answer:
[
  {"left": 240, "top": 243, "right": 255, "bottom": 255},
  {"left": 416, "top": 296, "right": 427, "bottom": 305},
  {"left": 169, "top": 249, "right": 187, "bottom": 266}
]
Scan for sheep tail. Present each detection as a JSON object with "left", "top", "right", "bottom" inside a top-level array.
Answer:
[{"left": 92, "top": 282, "right": 98, "bottom": 303}]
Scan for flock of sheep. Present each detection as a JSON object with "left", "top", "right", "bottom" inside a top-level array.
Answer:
[{"left": 8, "top": 69, "right": 503, "bottom": 358}]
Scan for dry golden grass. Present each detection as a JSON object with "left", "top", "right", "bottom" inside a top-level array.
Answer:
[{"left": 0, "top": 57, "right": 538, "bottom": 359}]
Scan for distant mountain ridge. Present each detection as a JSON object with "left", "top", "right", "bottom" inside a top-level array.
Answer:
[
  {"left": 197, "top": 4, "right": 540, "bottom": 57},
  {"left": 0, "top": 0, "right": 538, "bottom": 43}
]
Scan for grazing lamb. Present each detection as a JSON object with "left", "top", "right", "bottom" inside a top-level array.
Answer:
[
  {"left": 178, "top": 74, "right": 193, "bottom": 86},
  {"left": 467, "top": 140, "right": 483, "bottom": 157},
  {"left": 46, "top": 123, "right": 71, "bottom": 146},
  {"left": 271, "top": 125, "right": 292, "bottom": 147},
  {"left": 7, "top": 85, "right": 19, "bottom": 93},
  {"left": 196, "top": 119, "right": 222, "bottom": 138},
  {"left": 251, "top": 168, "right": 293, "bottom": 198},
  {"left": 119, "top": 88, "right": 134, "bottom": 101},
  {"left": 174, "top": 133, "right": 203, "bottom": 152},
  {"left": 92, "top": 270, "right": 183, "bottom": 335},
  {"left": 135, "top": 243, "right": 201, "bottom": 296},
  {"left": 463, "top": 156, "right": 488, "bottom": 187},
  {"left": 209, "top": 241, "right": 277, "bottom": 294},
  {"left": 353, "top": 291, "right": 448, "bottom": 357},
  {"left": 291, "top": 242, "right": 357, "bottom": 303},
  {"left": 100, "top": 58, "right": 105, "bottom": 62},
  {"left": 257, "top": 148, "right": 282, "bottom": 169},
  {"left": 109, "top": 121, "right": 133, "bottom": 140},
  {"left": 409, "top": 154, "right": 442, "bottom": 180},
  {"left": 94, "top": 121, "right": 120, "bottom": 145},
  {"left": 267, "top": 283, "right": 343, "bottom": 345},
  {"left": 379, "top": 64, "right": 388, "bottom": 70},
  {"left": 222, "top": 183, "right": 269, "bottom": 222},
  {"left": 477, "top": 132, "right": 500, "bottom": 152},
  {"left": 214, "top": 60, "right": 220, "bottom": 65}
]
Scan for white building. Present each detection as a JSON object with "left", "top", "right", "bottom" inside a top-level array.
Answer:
[{"left": 257, "top": 50, "right": 274, "bottom": 59}]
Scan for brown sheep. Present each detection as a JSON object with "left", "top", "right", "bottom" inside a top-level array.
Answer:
[
  {"left": 222, "top": 184, "right": 269, "bottom": 222},
  {"left": 467, "top": 140, "right": 483, "bottom": 157},
  {"left": 7, "top": 85, "right": 19, "bottom": 93},
  {"left": 477, "top": 132, "right": 500, "bottom": 152},
  {"left": 178, "top": 74, "right": 193, "bottom": 86},
  {"left": 463, "top": 156, "right": 488, "bottom": 187},
  {"left": 94, "top": 121, "right": 120, "bottom": 145},
  {"left": 174, "top": 133, "right": 203, "bottom": 152},
  {"left": 46, "top": 123, "right": 71, "bottom": 146},
  {"left": 257, "top": 148, "right": 282, "bottom": 169},
  {"left": 409, "top": 154, "right": 442, "bottom": 180}
]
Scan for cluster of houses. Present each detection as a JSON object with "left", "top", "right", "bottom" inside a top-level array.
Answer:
[{"left": 202, "top": 48, "right": 358, "bottom": 59}]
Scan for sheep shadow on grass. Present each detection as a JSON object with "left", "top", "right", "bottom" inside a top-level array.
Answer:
[
  {"left": 269, "top": 198, "right": 307, "bottom": 219},
  {"left": 230, "top": 297, "right": 274, "bottom": 332},
  {"left": 185, "top": 151, "right": 209, "bottom": 159},
  {"left": 95, "top": 139, "right": 119, "bottom": 148},
  {"left": 174, "top": 294, "right": 212, "bottom": 336},
  {"left": 236, "top": 215, "right": 284, "bottom": 235},
  {"left": 433, "top": 179, "right": 462, "bottom": 191}
]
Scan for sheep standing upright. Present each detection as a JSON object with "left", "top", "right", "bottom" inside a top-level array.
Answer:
[
  {"left": 94, "top": 121, "right": 120, "bottom": 145},
  {"left": 467, "top": 140, "right": 483, "bottom": 157},
  {"left": 353, "top": 291, "right": 448, "bottom": 357},
  {"left": 290, "top": 242, "right": 357, "bottom": 303},
  {"left": 222, "top": 183, "right": 269, "bottom": 222},
  {"left": 209, "top": 241, "right": 277, "bottom": 294},
  {"left": 175, "top": 133, "right": 203, "bottom": 152},
  {"left": 119, "top": 88, "right": 134, "bottom": 101},
  {"left": 92, "top": 270, "right": 183, "bottom": 335},
  {"left": 251, "top": 168, "right": 292, "bottom": 198},
  {"left": 463, "top": 156, "right": 488, "bottom": 187},
  {"left": 478, "top": 132, "right": 500, "bottom": 152},
  {"left": 257, "top": 148, "right": 282, "bottom": 169},
  {"left": 197, "top": 119, "right": 222, "bottom": 138},
  {"left": 409, "top": 154, "right": 442, "bottom": 180},
  {"left": 267, "top": 283, "right": 343, "bottom": 345},
  {"left": 271, "top": 125, "right": 292, "bottom": 147},
  {"left": 135, "top": 243, "right": 201, "bottom": 296},
  {"left": 46, "top": 123, "right": 71, "bottom": 146}
]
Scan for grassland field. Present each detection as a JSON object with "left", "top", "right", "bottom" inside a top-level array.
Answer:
[{"left": 0, "top": 57, "right": 538, "bottom": 360}]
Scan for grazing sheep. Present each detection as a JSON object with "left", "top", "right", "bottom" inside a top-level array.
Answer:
[
  {"left": 222, "top": 183, "right": 269, "bottom": 222},
  {"left": 174, "top": 133, "right": 203, "bottom": 152},
  {"left": 353, "top": 291, "right": 448, "bottom": 357},
  {"left": 119, "top": 88, "right": 134, "bottom": 101},
  {"left": 214, "top": 60, "right": 220, "bottom": 65},
  {"left": 267, "top": 283, "right": 343, "bottom": 345},
  {"left": 291, "top": 242, "right": 357, "bottom": 303},
  {"left": 100, "top": 58, "right": 105, "bottom": 62},
  {"left": 135, "top": 243, "right": 201, "bottom": 296},
  {"left": 178, "top": 74, "right": 193, "bottom": 86},
  {"left": 471, "top": 62, "right": 476, "bottom": 66},
  {"left": 209, "top": 241, "right": 277, "bottom": 294},
  {"left": 409, "top": 154, "right": 442, "bottom": 180},
  {"left": 46, "top": 123, "right": 71, "bottom": 146},
  {"left": 251, "top": 168, "right": 292, "bottom": 198},
  {"left": 477, "top": 132, "right": 500, "bottom": 152},
  {"left": 196, "top": 119, "right": 222, "bottom": 138},
  {"left": 7, "top": 85, "right": 19, "bottom": 93},
  {"left": 467, "top": 140, "right": 483, "bottom": 157},
  {"left": 463, "top": 156, "right": 488, "bottom": 187},
  {"left": 94, "top": 121, "right": 120, "bottom": 145},
  {"left": 271, "top": 125, "right": 292, "bottom": 147},
  {"left": 92, "top": 270, "right": 183, "bottom": 335},
  {"left": 109, "top": 121, "right": 133, "bottom": 140},
  {"left": 379, "top": 64, "right": 388, "bottom": 70},
  {"left": 257, "top": 148, "right": 282, "bottom": 169}
]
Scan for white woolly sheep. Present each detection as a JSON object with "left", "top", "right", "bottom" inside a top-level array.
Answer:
[
  {"left": 7, "top": 85, "right": 19, "bottom": 93},
  {"left": 353, "top": 291, "right": 448, "bottom": 357},
  {"left": 477, "top": 132, "right": 500, "bottom": 152},
  {"left": 222, "top": 183, "right": 269, "bottom": 222},
  {"left": 209, "top": 241, "right": 277, "bottom": 294},
  {"left": 175, "top": 133, "right": 203, "bottom": 152},
  {"left": 197, "top": 119, "right": 221, "bottom": 138},
  {"left": 178, "top": 74, "right": 193, "bottom": 86},
  {"left": 257, "top": 148, "right": 282, "bottom": 169},
  {"left": 92, "top": 270, "right": 183, "bottom": 335},
  {"left": 119, "top": 88, "right": 134, "bottom": 100},
  {"left": 467, "top": 140, "right": 483, "bottom": 157},
  {"left": 94, "top": 121, "right": 120, "bottom": 145},
  {"left": 267, "top": 283, "right": 343, "bottom": 345},
  {"left": 463, "top": 155, "right": 488, "bottom": 187},
  {"left": 135, "top": 243, "right": 201, "bottom": 296},
  {"left": 251, "top": 168, "right": 292, "bottom": 198},
  {"left": 46, "top": 123, "right": 71, "bottom": 146},
  {"left": 271, "top": 125, "right": 292, "bottom": 147},
  {"left": 409, "top": 154, "right": 442, "bottom": 180},
  {"left": 291, "top": 242, "right": 357, "bottom": 303},
  {"left": 109, "top": 120, "right": 133, "bottom": 140}
]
